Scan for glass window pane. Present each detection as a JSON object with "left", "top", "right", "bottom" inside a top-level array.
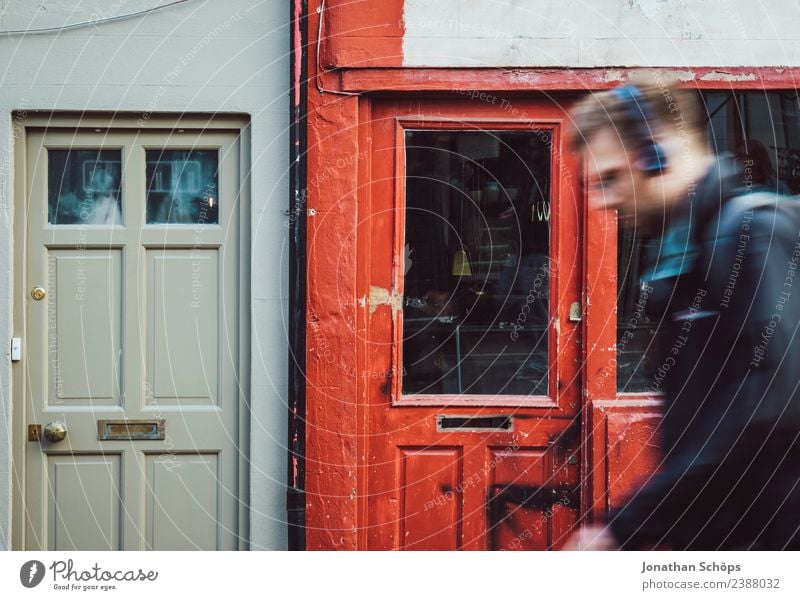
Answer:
[
  {"left": 616, "top": 228, "right": 664, "bottom": 392},
  {"left": 702, "top": 90, "right": 800, "bottom": 194},
  {"left": 48, "top": 149, "right": 122, "bottom": 225},
  {"left": 146, "top": 149, "right": 218, "bottom": 224},
  {"left": 402, "top": 129, "right": 551, "bottom": 396},
  {"left": 618, "top": 90, "right": 800, "bottom": 392}
]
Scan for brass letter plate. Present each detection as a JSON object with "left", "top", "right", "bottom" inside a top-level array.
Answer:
[{"left": 98, "top": 419, "right": 165, "bottom": 441}]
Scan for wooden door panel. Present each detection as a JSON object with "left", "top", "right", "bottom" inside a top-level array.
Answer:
[
  {"left": 46, "top": 454, "right": 122, "bottom": 551},
  {"left": 21, "top": 129, "right": 242, "bottom": 551},
  {"left": 144, "top": 453, "right": 221, "bottom": 550},
  {"left": 488, "top": 447, "right": 550, "bottom": 550},
  {"left": 400, "top": 446, "right": 462, "bottom": 550},
  {"left": 488, "top": 443, "right": 580, "bottom": 550},
  {"left": 369, "top": 408, "right": 577, "bottom": 549},
  {"left": 146, "top": 249, "right": 220, "bottom": 406},
  {"left": 361, "top": 97, "right": 583, "bottom": 550},
  {"left": 47, "top": 249, "right": 122, "bottom": 406}
]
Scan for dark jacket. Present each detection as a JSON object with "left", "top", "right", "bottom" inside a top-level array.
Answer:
[{"left": 609, "top": 155, "right": 800, "bottom": 550}]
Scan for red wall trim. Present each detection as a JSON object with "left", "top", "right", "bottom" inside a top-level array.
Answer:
[
  {"left": 305, "top": 0, "right": 363, "bottom": 550},
  {"left": 320, "top": 0, "right": 404, "bottom": 68},
  {"left": 338, "top": 66, "right": 800, "bottom": 93}
]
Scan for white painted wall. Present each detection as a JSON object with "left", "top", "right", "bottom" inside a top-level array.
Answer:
[
  {"left": 0, "top": 0, "right": 289, "bottom": 550},
  {"left": 403, "top": 0, "right": 800, "bottom": 67}
]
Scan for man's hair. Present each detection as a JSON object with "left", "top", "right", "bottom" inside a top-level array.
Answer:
[{"left": 568, "top": 79, "right": 705, "bottom": 154}]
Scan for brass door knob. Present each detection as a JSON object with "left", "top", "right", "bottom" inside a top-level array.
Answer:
[
  {"left": 44, "top": 421, "right": 67, "bottom": 443},
  {"left": 31, "top": 287, "right": 46, "bottom": 301}
]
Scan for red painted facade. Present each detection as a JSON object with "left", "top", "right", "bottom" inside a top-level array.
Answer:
[
  {"left": 303, "top": 0, "right": 800, "bottom": 549},
  {"left": 363, "top": 99, "right": 582, "bottom": 549}
]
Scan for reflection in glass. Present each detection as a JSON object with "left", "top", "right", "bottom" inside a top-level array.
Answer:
[
  {"left": 617, "top": 230, "right": 664, "bottom": 392},
  {"left": 703, "top": 90, "right": 800, "bottom": 194},
  {"left": 48, "top": 149, "right": 122, "bottom": 225},
  {"left": 146, "top": 150, "right": 219, "bottom": 224},
  {"left": 618, "top": 91, "right": 800, "bottom": 392},
  {"left": 402, "top": 130, "right": 551, "bottom": 396}
]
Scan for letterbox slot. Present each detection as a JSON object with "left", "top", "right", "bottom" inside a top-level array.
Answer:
[
  {"left": 98, "top": 419, "right": 166, "bottom": 441},
  {"left": 437, "top": 415, "right": 512, "bottom": 431}
]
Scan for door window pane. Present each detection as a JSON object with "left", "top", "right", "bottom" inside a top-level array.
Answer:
[
  {"left": 146, "top": 149, "right": 219, "bottom": 224},
  {"left": 403, "top": 130, "right": 551, "bottom": 396},
  {"left": 48, "top": 149, "right": 122, "bottom": 225}
]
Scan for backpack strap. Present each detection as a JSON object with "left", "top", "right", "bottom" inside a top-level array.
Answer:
[{"left": 704, "top": 191, "right": 797, "bottom": 243}]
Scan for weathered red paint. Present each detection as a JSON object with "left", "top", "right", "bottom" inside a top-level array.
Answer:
[
  {"left": 581, "top": 160, "right": 621, "bottom": 521},
  {"left": 590, "top": 400, "right": 663, "bottom": 518},
  {"left": 360, "top": 98, "right": 583, "bottom": 549},
  {"left": 304, "top": 0, "right": 362, "bottom": 550},
  {"left": 304, "top": 0, "right": 800, "bottom": 549},
  {"left": 338, "top": 66, "right": 800, "bottom": 92},
  {"left": 303, "top": 32, "right": 646, "bottom": 550},
  {"left": 319, "top": 0, "right": 404, "bottom": 68}
]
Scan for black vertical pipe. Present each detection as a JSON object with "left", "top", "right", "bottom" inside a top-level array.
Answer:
[{"left": 287, "top": 0, "right": 308, "bottom": 551}]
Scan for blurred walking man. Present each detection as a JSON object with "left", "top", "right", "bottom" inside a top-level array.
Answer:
[{"left": 565, "top": 80, "right": 800, "bottom": 550}]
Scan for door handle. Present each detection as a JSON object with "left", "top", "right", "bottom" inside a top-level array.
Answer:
[
  {"left": 568, "top": 301, "right": 581, "bottom": 322},
  {"left": 30, "top": 287, "right": 46, "bottom": 301},
  {"left": 43, "top": 421, "right": 67, "bottom": 443}
]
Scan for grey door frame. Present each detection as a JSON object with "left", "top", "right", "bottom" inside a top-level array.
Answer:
[{"left": 10, "top": 112, "right": 251, "bottom": 550}]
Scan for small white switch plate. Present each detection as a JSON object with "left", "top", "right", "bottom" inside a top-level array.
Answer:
[{"left": 11, "top": 337, "right": 21, "bottom": 361}]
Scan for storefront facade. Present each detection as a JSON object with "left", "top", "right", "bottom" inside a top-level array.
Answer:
[{"left": 300, "top": 0, "right": 800, "bottom": 549}]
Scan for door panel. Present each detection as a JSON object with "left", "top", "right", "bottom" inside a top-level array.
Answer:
[
  {"left": 49, "top": 249, "right": 122, "bottom": 405},
  {"left": 48, "top": 454, "right": 122, "bottom": 551},
  {"left": 21, "top": 129, "right": 242, "bottom": 550},
  {"left": 363, "top": 99, "right": 582, "bottom": 550},
  {"left": 147, "top": 250, "right": 219, "bottom": 406},
  {"left": 399, "top": 446, "right": 462, "bottom": 550},
  {"left": 144, "top": 453, "right": 220, "bottom": 550}
]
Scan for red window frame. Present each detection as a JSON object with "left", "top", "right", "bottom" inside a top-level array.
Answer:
[{"left": 387, "top": 116, "right": 577, "bottom": 408}]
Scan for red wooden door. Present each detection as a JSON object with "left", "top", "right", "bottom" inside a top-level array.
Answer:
[{"left": 359, "top": 97, "right": 583, "bottom": 550}]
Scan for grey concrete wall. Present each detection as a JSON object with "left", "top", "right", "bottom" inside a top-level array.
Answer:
[{"left": 403, "top": 0, "right": 800, "bottom": 67}]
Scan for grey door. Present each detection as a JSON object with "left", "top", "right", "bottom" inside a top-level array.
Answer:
[{"left": 20, "top": 128, "right": 243, "bottom": 550}]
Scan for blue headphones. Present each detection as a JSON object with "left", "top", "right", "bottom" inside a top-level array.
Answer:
[{"left": 612, "top": 84, "right": 668, "bottom": 175}]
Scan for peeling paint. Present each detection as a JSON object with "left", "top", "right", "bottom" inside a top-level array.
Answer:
[
  {"left": 368, "top": 285, "right": 403, "bottom": 314},
  {"left": 631, "top": 0, "right": 671, "bottom": 20},
  {"left": 628, "top": 68, "right": 697, "bottom": 82},
  {"left": 699, "top": 70, "right": 758, "bottom": 82}
]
